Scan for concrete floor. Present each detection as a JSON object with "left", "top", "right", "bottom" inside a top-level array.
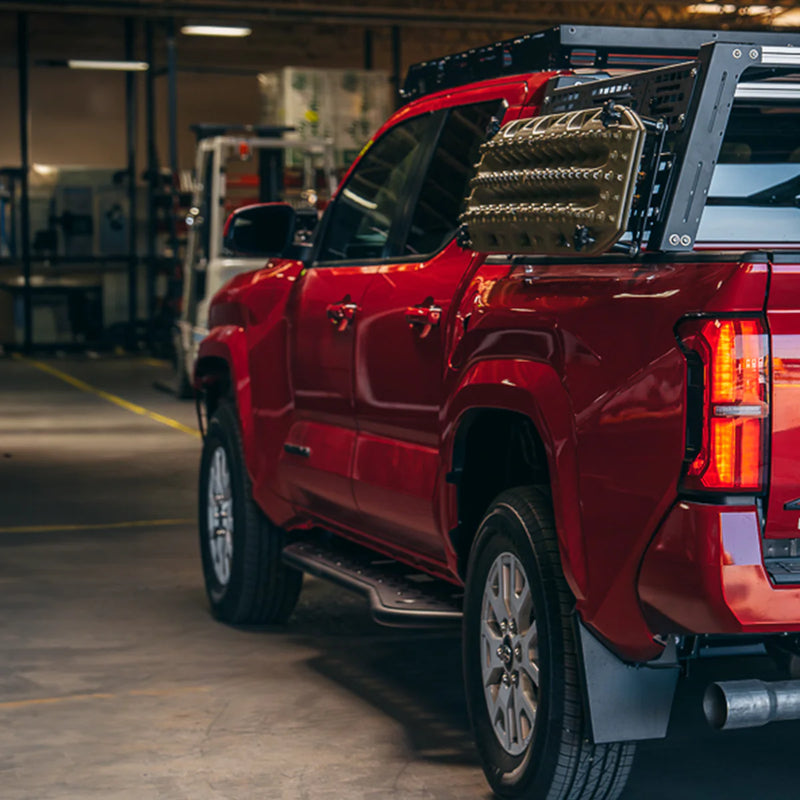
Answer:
[{"left": 2, "top": 354, "right": 800, "bottom": 799}]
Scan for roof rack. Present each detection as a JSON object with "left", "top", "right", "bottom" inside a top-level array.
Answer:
[{"left": 401, "top": 24, "right": 800, "bottom": 101}]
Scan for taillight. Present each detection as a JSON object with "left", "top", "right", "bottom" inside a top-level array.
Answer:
[{"left": 678, "top": 317, "right": 769, "bottom": 493}]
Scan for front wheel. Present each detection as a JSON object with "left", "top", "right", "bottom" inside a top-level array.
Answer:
[
  {"left": 198, "top": 402, "right": 302, "bottom": 624},
  {"left": 463, "top": 487, "right": 635, "bottom": 800}
]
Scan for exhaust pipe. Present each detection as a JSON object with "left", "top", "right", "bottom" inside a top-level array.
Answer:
[{"left": 704, "top": 679, "right": 800, "bottom": 730}]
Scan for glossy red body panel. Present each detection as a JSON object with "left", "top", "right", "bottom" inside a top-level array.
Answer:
[
  {"left": 640, "top": 502, "right": 800, "bottom": 634},
  {"left": 765, "top": 260, "right": 800, "bottom": 539},
  {"left": 352, "top": 432, "right": 442, "bottom": 559},
  {"left": 444, "top": 258, "right": 771, "bottom": 660},
  {"left": 442, "top": 356, "right": 588, "bottom": 602},
  {"left": 281, "top": 264, "right": 379, "bottom": 521},
  {"left": 195, "top": 71, "right": 800, "bottom": 663},
  {"left": 352, "top": 243, "right": 480, "bottom": 560}
]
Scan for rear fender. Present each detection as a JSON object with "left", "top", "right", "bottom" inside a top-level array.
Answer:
[
  {"left": 444, "top": 358, "right": 587, "bottom": 603},
  {"left": 195, "top": 325, "right": 255, "bottom": 475}
]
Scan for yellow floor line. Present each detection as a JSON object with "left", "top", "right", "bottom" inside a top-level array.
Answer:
[
  {"left": 0, "top": 518, "right": 193, "bottom": 535},
  {"left": 0, "top": 692, "right": 115, "bottom": 710},
  {"left": 139, "top": 357, "right": 171, "bottom": 368},
  {"left": 0, "top": 685, "right": 210, "bottom": 711},
  {"left": 13, "top": 354, "right": 201, "bottom": 438}
]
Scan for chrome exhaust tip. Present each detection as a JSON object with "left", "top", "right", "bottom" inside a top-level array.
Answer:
[{"left": 704, "top": 679, "right": 800, "bottom": 731}]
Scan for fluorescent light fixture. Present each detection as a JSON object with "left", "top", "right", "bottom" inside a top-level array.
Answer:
[
  {"left": 67, "top": 59, "right": 149, "bottom": 71},
  {"left": 687, "top": 3, "right": 737, "bottom": 13},
  {"left": 739, "top": 4, "right": 773, "bottom": 14},
  {"left": 180, "top": 23, "right": 252, "bottom": 37},
  {"left": 773, "top": 8, "right": 800, "bottom": 25},
  {"left": 32, "top": 163, "right": 58, "bottom": 177}
]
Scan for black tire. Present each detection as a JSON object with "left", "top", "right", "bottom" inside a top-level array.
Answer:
[
  {"left": 199, "top": 402, "right": 302, "bottom": 624},
  {"left": 463, "top": 487, "right": 635, "bottom": 800}
]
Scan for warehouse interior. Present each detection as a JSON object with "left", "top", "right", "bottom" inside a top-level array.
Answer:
[
  {"left": 1, "top": 1, "right": 799, "bottom": 354},
  {"left": 2, "top": 2, "right": 800, "bottom": 798}
]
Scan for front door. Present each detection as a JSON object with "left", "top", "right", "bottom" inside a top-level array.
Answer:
[{"left": 282, "top": 112, "right": 443, "bottom": 527}]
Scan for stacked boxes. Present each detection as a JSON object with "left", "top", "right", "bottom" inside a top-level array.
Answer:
[{"left": 259, "top": 68, "right": 391, "bottom": 171}]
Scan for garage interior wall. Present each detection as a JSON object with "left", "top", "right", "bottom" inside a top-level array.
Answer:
[{"left": 0, "top": 11, "right": 513, "bottom": 171}]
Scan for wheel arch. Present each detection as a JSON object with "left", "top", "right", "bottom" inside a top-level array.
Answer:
[
  {"left": 194, "top": 326, "right": 255, "bottom": 475},
  {"left": 443, "top": 358, "right": 587, "bottom": 603}
]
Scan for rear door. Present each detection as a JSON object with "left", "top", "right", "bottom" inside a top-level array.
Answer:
[{"left": 352, "top": 99, "right": 509, "bottom": 559}]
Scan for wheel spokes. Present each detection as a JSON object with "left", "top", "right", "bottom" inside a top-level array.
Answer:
[
  {"left": 508, "top": 566, "right": 531, "bottom": 625},
  {"left": 480, "top": 550, "right": 540, "bottom": 757},
  {"left": 519, "top": 620, "right": 540, "bottom": 687},
  {"left": 207, "top": 445, "right": 234, "bottom": 587},
  {"left": 482, "top": 629, "right": 506, "bottom": 682}
]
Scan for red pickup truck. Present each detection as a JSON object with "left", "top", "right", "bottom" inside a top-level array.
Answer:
[{"left": 195, "top": 25, "right": 800, "bottom": 800}]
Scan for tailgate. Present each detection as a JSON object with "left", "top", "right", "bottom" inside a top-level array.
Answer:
[{"left": 765, "top": 254, "right": 800, "bottom": 539}]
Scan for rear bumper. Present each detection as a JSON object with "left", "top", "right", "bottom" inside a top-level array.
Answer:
[{"left": 638, "top": 501, "right": 800, "bottom": 634}]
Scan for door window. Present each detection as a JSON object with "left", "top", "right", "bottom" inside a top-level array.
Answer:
[
  {"left": 316, "top": 114, "right": 436, "bottom": 262},
  {"left": 403, "top": 101, "right": 502, "bottom": 257}
]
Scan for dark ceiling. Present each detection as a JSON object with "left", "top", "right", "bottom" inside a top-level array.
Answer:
[{"left": 0, "top": 0, "right": 798, "bottom": 30}]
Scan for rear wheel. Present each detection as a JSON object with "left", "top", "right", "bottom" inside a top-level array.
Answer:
[
  {"left": 463, "top": 487, "right": 635, "bottom": 800},
  {"left": 199, "top": 402, "right": 302, "bottom": 624}
]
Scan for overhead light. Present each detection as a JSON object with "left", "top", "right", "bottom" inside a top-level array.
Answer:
[
  {"left": 687, "top": 3, "right": 737, "bottom": 13},
  {"left": 739, "top": 4, "right": 773, "bottom": 14},
  {"left": 773, "top": 8, "right": 800, "bottom": 25},
  {"left": 67, "top": 59, "right": 149, "bottom": 71},
  {"left": 180, "top": 23, "right": 252, "bottom": 37},
  {"left": 32, "top": 164, "right": 58, "bottom": 177}
]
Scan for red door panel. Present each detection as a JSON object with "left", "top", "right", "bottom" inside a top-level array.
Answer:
[
  {"left": 353, "top": 243, "right": 478, "bottom": 558},
  {"left": 283, "top": 265, "right": 379, "bottom": 519}
]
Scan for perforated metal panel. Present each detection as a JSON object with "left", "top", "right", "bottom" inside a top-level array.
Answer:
[{"left": 461, "top": 105, "right": 646, "bottom": 256}]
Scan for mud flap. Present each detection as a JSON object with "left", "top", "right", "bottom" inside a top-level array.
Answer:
[{"left": 576, "top": 620, "right": 679, "bottom": 743}]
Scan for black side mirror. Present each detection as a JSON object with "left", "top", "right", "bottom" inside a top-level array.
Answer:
[{"left": 222, "top": 203, "right": 297, "bottom": 258}]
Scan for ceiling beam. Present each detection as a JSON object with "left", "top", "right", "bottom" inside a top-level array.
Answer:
[{"left": 0, "top": 0, "right": 792, "bottom": 30}]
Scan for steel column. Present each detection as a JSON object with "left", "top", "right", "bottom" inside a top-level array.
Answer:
[
  {"left": 363, "top": 28, "right": 373, "bottom": 70},
  {"left": 165, "top": 17, "right": 180, "bottom": 265},
  {"left": 166, "top": 18, "right": 178, "bottom": 177},
  {"left": 391, "top": 25, "right": 401, "bottom": 108},
  {"left": 145, "top": 19, "right": 157, "bottom": 324},
  {"left": 17, "top": 12, "right": 32, "bottom": 352},
  {"left": 125, "top": 17, "right": 138, "bottom": 345}
]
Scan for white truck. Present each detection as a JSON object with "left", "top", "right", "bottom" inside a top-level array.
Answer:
[{"left": 173, "top": 127, "right": 336, "bottom": 395}]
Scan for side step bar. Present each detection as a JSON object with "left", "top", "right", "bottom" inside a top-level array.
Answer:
[{"left": 282, "top": 539, "right": 463, "bottom": 628}]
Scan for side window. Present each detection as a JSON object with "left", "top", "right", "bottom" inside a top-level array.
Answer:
[
  {"left": 403, "top": 100, "right": 502, "bottom": 257},
  {"left": 317, "top": 114, "right": 435, "bottom": 262}
]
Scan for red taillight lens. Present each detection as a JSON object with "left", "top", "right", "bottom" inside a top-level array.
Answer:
[{"left": 679, "top": 317, "right": 769, "bottom": 492}]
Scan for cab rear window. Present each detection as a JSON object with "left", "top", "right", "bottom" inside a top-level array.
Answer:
[{"left": 697, "top": 75, "right": 800, "bottom": 245}]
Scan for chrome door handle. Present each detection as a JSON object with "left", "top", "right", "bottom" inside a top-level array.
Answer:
[
  {"left": 405, "top": 303, "right": 442, "bottom": 339},
  {"left": 326, "top": 297, "right": 358, "bottom": 332}
]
